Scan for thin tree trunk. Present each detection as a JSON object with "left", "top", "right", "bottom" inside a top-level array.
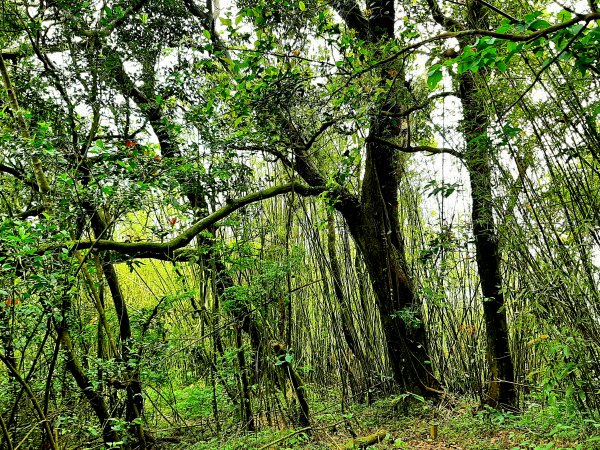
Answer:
[
  {"left": 272, "top": 342, "right": 310, "bottom": 427},
  {"left": 86, "top": 212, "right": 146, "bottom": 446},
  {"left": 423, "top": 0, "right": 516, "bottom": 409},
  {"left": 235, "top": 325, "right": 255, "bottom": 432},
  {"left": 457, "top": 0, "right": 516, "bottom": 408},
  {"left": 460, "top": 71, "right": 516, "bottom": 407},
  {"left": 326, "top": 212, "right": 360, "bottom": 358},
  {"left": 57, "top": 327, "right": 118, "bottom": 445}
]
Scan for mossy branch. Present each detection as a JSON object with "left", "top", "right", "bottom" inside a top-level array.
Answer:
[{"left": 42, "top": 181, "right": 324, "bottom": 259}]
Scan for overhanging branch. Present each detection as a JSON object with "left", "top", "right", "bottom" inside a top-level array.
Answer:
[
  {"left": 351, "top": 12, "right": 600, "bottom": 78},
  {"left": 41, "top": 181, "right": 325, "bottom": 258}
]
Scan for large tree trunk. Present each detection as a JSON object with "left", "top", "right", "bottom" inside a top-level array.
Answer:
[
  {"left": 343, "top": 140, "right": 437, "bottom": 394},
  {"left": 285, "top": 0, "right": 441, "bottom": 395}
]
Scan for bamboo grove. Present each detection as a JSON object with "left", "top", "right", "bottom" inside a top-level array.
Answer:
[{"left": 0, "top": 0, "right": 599, "bottom": 448}]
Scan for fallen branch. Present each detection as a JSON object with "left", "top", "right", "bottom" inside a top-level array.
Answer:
[{"left": 344, "top": 430, "right": 389, "bottom": 449}]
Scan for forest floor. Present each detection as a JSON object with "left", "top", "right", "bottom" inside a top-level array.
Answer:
[{"left": 172, "top": 394, "right": 600, "bottom": 450}]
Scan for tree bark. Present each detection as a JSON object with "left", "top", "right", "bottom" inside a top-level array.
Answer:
[
  {"left": 459, "top": 71, "right": 516, "bottom": 408},
  {"left": 457, "top": 0, "right": 516, "bottom": 409},
  {"left": 424, "top": 0, "right": 516, "bottom": 409},
  {"left": 305, "top": 0, "right": 441, "bottom": 395}
]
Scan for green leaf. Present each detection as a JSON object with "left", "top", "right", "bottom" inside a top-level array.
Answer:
[
  {"left": 203, "top": 29, "right": 211, "bottom": 40},
  {"left": 524, "top": 11, "right": 543, "bottom": 23},
  {"left": 557, "top": 9, "right": 572, "bottom": 22},
  {"left": 495, "top": 19, "right": 512, "bottom": 33},
  {"left": 298, "top": 1, "right": 306, "bottom": 11},
  {"left": 427, "top": 64, "right": 442, "bottom": 90},
  {"left": 528, "top": 19, "right": 551, "bottom": 30}
]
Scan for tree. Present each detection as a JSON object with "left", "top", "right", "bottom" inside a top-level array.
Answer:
[{"left": 423, "top": 0, "right": 516, "bottom": 408}]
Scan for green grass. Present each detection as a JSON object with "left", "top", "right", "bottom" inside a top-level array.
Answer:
[{"left": 165, "top": 395, "right": 600, "bottom": 450}]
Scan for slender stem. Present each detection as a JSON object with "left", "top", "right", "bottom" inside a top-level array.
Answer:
[{"left": 0, "top": 353, "right": 58, "bottom": 450}]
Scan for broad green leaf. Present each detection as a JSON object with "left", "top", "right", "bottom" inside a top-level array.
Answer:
[
  {"left": 529, "top": 19, "right": 551, "bottom": 30},
  {"left": 427, "top": 64, "right": 442, "bottom": 90}
]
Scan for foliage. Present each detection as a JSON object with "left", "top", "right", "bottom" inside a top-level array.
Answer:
[{"left": 0, "top": 0, "right": 599, "bottom": 448}]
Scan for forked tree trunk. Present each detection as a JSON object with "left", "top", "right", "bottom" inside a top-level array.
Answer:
[{"left": 323, "top": 0, "right": 441, "bottom": 395}]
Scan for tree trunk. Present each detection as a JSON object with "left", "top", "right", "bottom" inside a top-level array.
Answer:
[
  {"left": 87, "top": 213, "right": 146, "bottom": 446},
  {"left": 459, "top": 71, "right": 516, "bottom": 407},
  {"left": 423, "top": 0, "right": 516, "bottom": 410},
  {"left": 320, "top": 0, "right": 440, "bottom": 396},
  {"left": 235, "top": 325, "right": 255, "bottom": 432},
  {"left": 272, "top": 342, "right": 310, "bottom": 427},
  {"left": 344, "top": 176, "right": 437, "bottom": 394},
  {"left": 58, "top": 328, "right": 118, "bottom": 445}
]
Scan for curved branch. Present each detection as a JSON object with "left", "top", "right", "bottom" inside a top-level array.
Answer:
[
  {"left": 351, "top": 12, "right": 600, "bottom": 78},
  {"left": 43, "top": 181, "right": 325, "bottom": 258},
  {"left": 0, "top": 163, "right": 39, "bottom": 191},
  {"left": 304, "top": 120, "right": 336, "bottom": 150}
]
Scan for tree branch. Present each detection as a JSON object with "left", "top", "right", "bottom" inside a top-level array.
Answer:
[
  {"left": 500, "top": 23, "right": 587, "bottom": 117},
  {"left": 370, "top": 136, "right": 464, "bottom": 159},
  {"left": 18, "top": 205, "right": 45, "bottom": 219},
  {"left": 42, "top": 181, "right": 325, "bottom": 258},
  {"left": 350, "top": 12, "right": 600, "bottom": 78},
  {"left": 183, "top": 0, "right": 232, "bottom": 61},
  {"left": 0, "top": 54, "right": 51, "bottom": 194},
  {"left": 0, "top": 163, "right": 39, "bottom": 191},
  {"left": 382, "top": 92, "right": 456, "bottom": 118},
  {"left": 425, "top": 0, "right": 464, "bottom": 31},
  {"left": 304, "top": 120, "right": 336, "bottom": 150},
  {"left": 478, "top": 0, "right": 523, "bottom": 24}
]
